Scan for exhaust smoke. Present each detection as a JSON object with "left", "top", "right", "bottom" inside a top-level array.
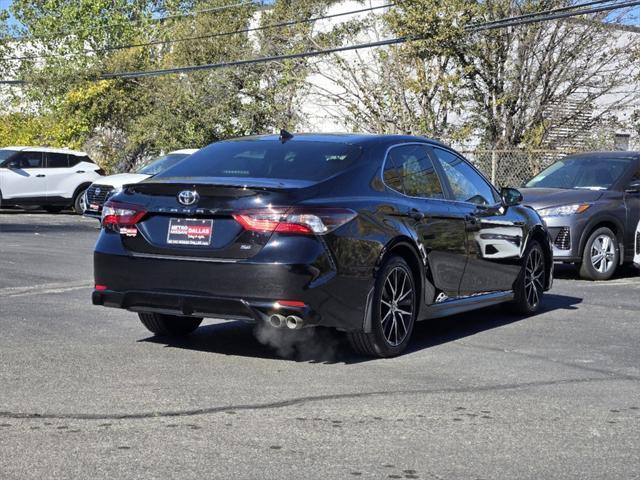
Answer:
[{"left": 253, "top": 321, "right": 341, "bottom": 362}]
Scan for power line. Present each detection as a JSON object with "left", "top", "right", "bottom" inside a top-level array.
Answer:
[
  {"left": 2, "top": 0, "right": 640, "bottom": 84},
  {"left": 2, "top": 4, "right": 393, "bottom": 62},
  {"left": 472, "top": 0, "right": 640, "bottom": 31},
  {"left": 467, "top": 0, "right": 623, "bottom": 29},
  {"left": 101, "top": 0, "right": 640, "bottom": 80},
  {"left": 156, "top": 0, "right": 261, "bottom": 21},
  {"left": 101, "top": 37, "right": 407, "bottom": 79}
]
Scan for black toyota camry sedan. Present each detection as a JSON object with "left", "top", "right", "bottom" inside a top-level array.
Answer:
[{"left": 92, "top": 133, "right": 553, "bottom": 357}]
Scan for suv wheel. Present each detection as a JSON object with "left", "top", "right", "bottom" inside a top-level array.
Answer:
[
  {"left": 73, "top": 188, "right": 88, "bottom": 214},
  {"left": 138, "top": 312, "right": 203, "bottom": 336},
  {"left": 579, "top": 227, "right": 619, "bottom": 281},
  {"left": 347, "top": 256, "right": 417, "bottom": 357},
  {"left": 510, "top": 240, "right": 546, "bottom": 315}
]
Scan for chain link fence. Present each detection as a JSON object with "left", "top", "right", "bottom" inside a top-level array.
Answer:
[{"left": 462, "top": 149, "right": 578, "bottom": 188}]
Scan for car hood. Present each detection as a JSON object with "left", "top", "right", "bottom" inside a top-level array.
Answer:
[
  {"left": 520, "top": 187, "right": 605, "bottom": 209},
  {"left": 92, "top": 173, "right": 150, "bottom": 189}
]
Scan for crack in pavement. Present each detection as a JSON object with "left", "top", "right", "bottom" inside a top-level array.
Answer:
[
  {"left": 0, "top": 281, "right": 92, "bottom": 298},
  {"left": 457, "top": 341, "right": 640, "bottom": 381},
  {"left": 0, "top": 375, "right": 629, "bottom": 421}
]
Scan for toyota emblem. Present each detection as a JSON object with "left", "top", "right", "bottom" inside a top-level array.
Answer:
[{"left": 177, "top": 190, "right": 199, "bottom": 206}]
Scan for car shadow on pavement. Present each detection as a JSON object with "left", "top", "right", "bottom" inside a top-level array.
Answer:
[
  {"left": 141, "top": 293, "right": 582, "bottom": 364},
  {"left": 405, "top": 293, "right": 582, "bottom": 355}
]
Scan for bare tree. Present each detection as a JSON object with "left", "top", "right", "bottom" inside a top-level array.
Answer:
[
  {"left": 311, "top": 1, "right": 640, "bottom": 148},
  {"left": 307, "top": 12, "right": 463, "bottom": 140}
]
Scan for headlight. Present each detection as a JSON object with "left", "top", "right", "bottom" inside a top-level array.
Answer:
[{"left": 538, "top": 203, "right": 591, "bottom": 217}]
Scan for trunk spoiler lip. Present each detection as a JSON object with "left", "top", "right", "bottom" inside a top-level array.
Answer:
[{"left": 132, "top": 176, "right": 314, "bottom": 190}]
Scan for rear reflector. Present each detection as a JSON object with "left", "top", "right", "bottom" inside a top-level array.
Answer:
[
  {"left": 233, "top": 207, "right": 356, "bottom": 235},
  {"left": 95, "top": 284, "right": 108, "bottom": 291},
  {"left": 102, "top": 200, "right": 147, "bottom": 227},
  {"left": 276, "top": 300, "right": 306, "bottom": 308}
]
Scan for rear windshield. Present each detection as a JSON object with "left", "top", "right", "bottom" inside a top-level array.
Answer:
[
  {"left": 157, "top": 140, "right": 362, "bottom": 182},
  {"left": 525, "top": 157, "right": 634, "bottom": 190}
]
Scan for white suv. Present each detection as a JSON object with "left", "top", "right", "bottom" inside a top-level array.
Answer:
[
  {"left": 0, "top": 146, "right": 103, "bottom": 213},
  {"left": 84, "top": 149, "right": 198, "bottom": 217},
  {"left": 635, "top": 220, "right": 640, "bottom": 269}
]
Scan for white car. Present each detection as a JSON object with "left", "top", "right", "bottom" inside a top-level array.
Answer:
[
  {"left": 84, "top": 149, "right": 198, "bottom": 217},
  {"left": 0, "top": 146, "right": 103, "bottom": 213},
  {"left": 635, "top": 220, "right": 640, "bottom": 268}
]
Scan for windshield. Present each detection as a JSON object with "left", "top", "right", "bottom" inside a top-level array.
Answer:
[
  {"left": 0, "top": 149, "right": 19, "bottom": 163},
  {"left": 157, "top": 140, "right": 362, "bottom": 182},
  {"left": 525, "top": 157, "right": 634, "bottom": 190},
  {"left": 137, "top": 153, "right": 192, "bottom": 175}
]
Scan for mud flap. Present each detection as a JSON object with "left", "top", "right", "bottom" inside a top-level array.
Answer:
[{"left": 362, "top": 288, "right": 374, "bottom": 333}]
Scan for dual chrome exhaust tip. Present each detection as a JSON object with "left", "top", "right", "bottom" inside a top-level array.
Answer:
[{"left": 269, "top": 314, "right": 304, "bottom": 330}]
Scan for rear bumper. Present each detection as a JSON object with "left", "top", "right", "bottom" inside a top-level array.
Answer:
[
  {"left": 93, "top": 250, "right": 372, "bottom": 332},
  {"left": 92, "top": 288, "right": 319, "bottom": 325}
]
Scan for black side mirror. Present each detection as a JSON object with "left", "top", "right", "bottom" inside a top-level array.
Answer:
[
  {"left": 625, "top": 180, "right": 640, "bottom": 193},
  {"left": 500, "top": 187, "right": 523, "bottom": 207},
  {"left": 4, "top": 160, "right": 20, "bottom": 169}
]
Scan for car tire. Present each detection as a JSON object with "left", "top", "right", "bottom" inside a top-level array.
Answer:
[
  {"left": 579, "top": 227, "right": 619, "bottom": 281},
  {"left": 73, "top": 188, "right": 88, "bottom": 214},
  {"left": 509, "top": 240, "right": 546, "bottom": 315},
  {"left": 138, "top": 312, "right": 203, "bottom": 336},
  {"left": 347, "top": 256, "right": 417, "bottom": 358}
]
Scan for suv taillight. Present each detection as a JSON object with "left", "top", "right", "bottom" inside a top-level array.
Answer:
[
  {"left": 102, "top": 200, "right": 147, "bottom": 227},
  {"left": 233, "top": 208, "right": 357, "bottom": 235}
]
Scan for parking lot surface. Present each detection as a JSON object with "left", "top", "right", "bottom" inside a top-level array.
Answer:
[{"left": 1, "top": 211, "right": 639, "bottom": 480}]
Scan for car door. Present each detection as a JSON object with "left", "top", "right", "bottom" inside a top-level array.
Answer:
[
  {"left": 44, "top": 152, "right": 72, "bottom": 199},
  {"left": 0, "top": 151, "right": 48, "bottom": 200},
  {"left": 429, "top": 147, "right": 524, "bottom": 295},
  {"left": 383, "top": 143, "right": 467, "bottom": 300}
]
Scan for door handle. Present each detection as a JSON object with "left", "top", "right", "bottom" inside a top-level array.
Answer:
[
  {"left": 76, "top": 170, "right": 85, "bottom": 173},
  {"left": 36, "top": 174, "right": 46, "bottom": 178},
  {"left": 407, "top": 208, "right": 424, "bottom": 221}
]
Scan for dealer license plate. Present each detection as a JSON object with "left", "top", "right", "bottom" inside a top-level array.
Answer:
[{"left": 167, "top": 218, "right": 213, "bottom": 246}]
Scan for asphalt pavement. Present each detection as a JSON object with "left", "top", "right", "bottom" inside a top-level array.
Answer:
[{"left": 1, "top": 210, "right": 639, "bottom": 480}]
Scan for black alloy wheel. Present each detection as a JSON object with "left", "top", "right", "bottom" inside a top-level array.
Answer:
[
  {"left": 510, "top": 240, "right": 546, "bottom": 315},
  {"left": 348, "top": 256, "right": 417, "bottom": 357}
]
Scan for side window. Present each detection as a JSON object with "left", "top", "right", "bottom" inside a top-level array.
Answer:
[
  {"left": 385, "top": 145, "right": 445, "bottom": 199},
  {"left": 16, "top": 151, "right": 44, "bottom": 169},
  {"left": 47, "top": 152, "right": 69, "bottom": 168},
  {"left": 383, "top": 150, "right": 404, "bottom": 192},
  {"left": 432, "top": 148, "right": 497, "bottom": 205},
  {"left": 68, "top": 155, "right": 88, "bottom": 167}
]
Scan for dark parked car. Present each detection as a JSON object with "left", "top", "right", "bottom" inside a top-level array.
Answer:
[
  {"left": 521, "top": 152, "right": 640, "bottom": 280},
  {"left": 92, "top": 133, "right": 553, "bottom": 357}
]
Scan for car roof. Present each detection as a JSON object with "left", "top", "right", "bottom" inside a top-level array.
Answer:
[
  {"left": 218, "top": 133, "right": 450, "bottom": 148},
  {"left": 168, "top": 149, "right": 199, "bottom": 155},
  {"left": 0, "top": 146, "right": 89, "bottom": 156},
  {"left": 563, "top": 151, "right": 640, "bottom": 160}
]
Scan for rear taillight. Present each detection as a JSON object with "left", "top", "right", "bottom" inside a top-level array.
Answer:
[
  {"left": 101, "top": 200, "right": 147, "bottom": 227},
  {"left": 233, "top": 208, "right": 357, "bottom": 235}
]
